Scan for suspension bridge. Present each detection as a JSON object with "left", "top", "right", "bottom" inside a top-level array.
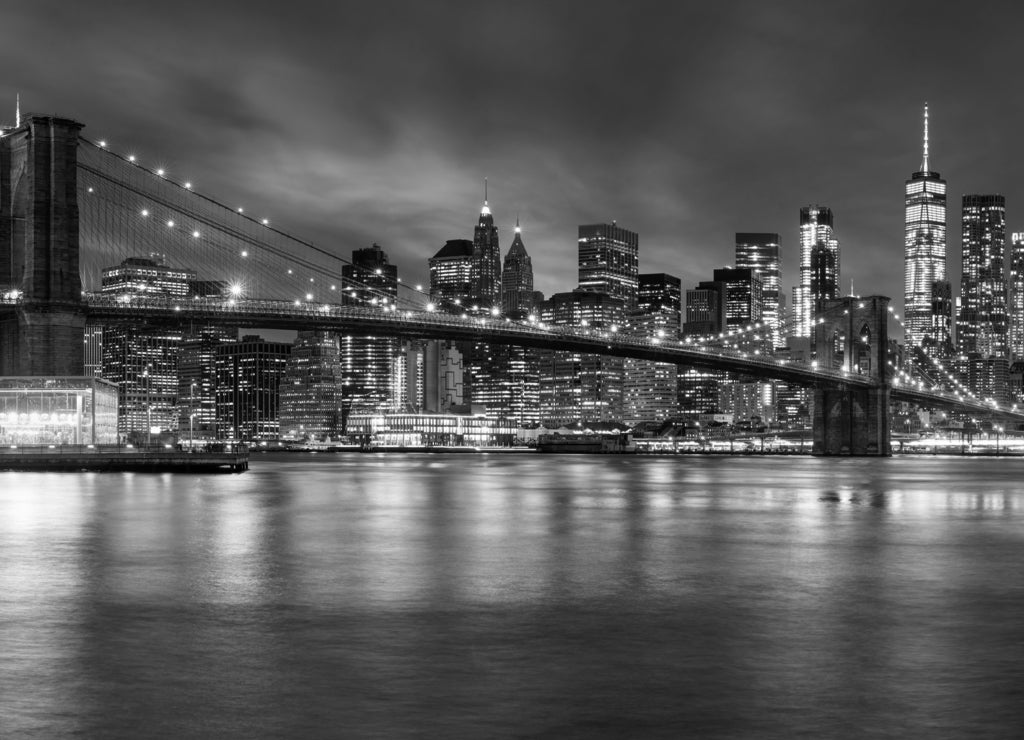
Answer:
[{"left": 2, "top": 115, "right": 1022, "bottom": 455}]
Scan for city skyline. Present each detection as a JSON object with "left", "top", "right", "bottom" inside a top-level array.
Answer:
[{"left": 6, "top": 2, "right": 1024, "bottom": 317}]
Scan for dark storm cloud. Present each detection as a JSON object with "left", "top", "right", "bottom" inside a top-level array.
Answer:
[{"left": 6, "top": 0, "right": 1024, "bottom": 315}]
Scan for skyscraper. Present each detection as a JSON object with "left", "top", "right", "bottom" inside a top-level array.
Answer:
[
  {"left": 623, "top": 273, "right": 682, "bottom": 425},
  {"left": 500, "top": 218, "right": 535, "bottom": 318},
  {"left": 794, "top": 206, "right": 838, "bottom": 338},
  {"left": 215, "top": 335, "right": 291, "bottom": 441},
  {"left": 904, "top": 104, "right": 948, "bottom": 353},
  {"left": 471, "top": 186, "right": 501, "bottom": 310},
  {"left": 578, "top": 222, "right": 639, "bottom": 310},
  {"left": 279, "top": 331, "right": 344, "bottom": 441},
  {"left": 537, "top": 290, "right": 625, "bottom": 423},
  {"left": 341, "top": 244, "right": 403, "bottom": 414},
  {"left": 959, "top": 194, "right": 1008, "bottom": 359},
  {"left": 735, "top": 233, "right": 781, "bottom": 349},
  {"left": 429, "top": 239, "right": 475, "bottom": 310},
  {"left": 1010, "top": 232, "right": 1024, "bottom": 360},
  {"left": 99, "top": 256, "right": 193, "bottom": 439}
]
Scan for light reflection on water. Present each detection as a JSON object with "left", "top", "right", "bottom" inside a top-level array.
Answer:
[{"left": 2, "top": 454, "right": 1024, "bottom": 738}]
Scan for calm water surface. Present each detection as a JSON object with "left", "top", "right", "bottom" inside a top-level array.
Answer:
[{"left": 2, "top": 453, "right": 1024, "bottom": 738}]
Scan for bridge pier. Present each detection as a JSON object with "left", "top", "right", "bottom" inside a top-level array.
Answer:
[
  {"left": 813, "top": 386, "right": 891, "bottom": 456},
  {"left": 0, "top": 115, "right": 86, "bottom": 376},
  {"left": 811, "top": 295, "right": 892, "bottom": 456}
]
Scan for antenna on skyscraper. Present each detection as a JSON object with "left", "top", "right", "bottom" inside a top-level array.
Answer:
[
  {"left": 922, "top": 102, "right": 929, "bottom": 173},
  {"left": 484, "top": 177, "right": 488, "bottom": 205},
  {"left": 15, "top": 93, "right": 20, "bottom": 128}
]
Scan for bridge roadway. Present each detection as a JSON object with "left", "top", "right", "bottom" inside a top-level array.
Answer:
[
  {"left": 4, "top": 292, "right": 1021, "bottom": 422},
  {"left": 81, "top": 293, "right": 869, "bottom": 386}
]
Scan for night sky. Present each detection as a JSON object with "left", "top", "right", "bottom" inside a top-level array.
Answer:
[{"left": 6, "top": 1, "right": 1024, "bottom": 320}]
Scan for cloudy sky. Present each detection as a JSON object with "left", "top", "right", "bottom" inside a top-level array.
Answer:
[{"left": 5, "top": 0, "right": 1024, "bottom": 315}]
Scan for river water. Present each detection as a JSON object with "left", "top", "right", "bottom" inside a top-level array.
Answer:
[{"left": 2, "top": 453, "right": 1024, "bottom": 738}]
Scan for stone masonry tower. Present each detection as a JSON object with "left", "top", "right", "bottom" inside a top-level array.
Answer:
[
  {"left": 812, "top": 295, "right": 892, "bottom": 456},
  {"left": 0, "top": 115, "right": 86, "bottom": 375}
]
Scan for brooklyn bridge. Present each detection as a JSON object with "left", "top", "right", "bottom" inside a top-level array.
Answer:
[{"left": 2, "top": 115, "right": 1020, "bottom": 455}]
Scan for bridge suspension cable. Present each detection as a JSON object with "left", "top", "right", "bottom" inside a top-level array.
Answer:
[{"left": 76, "top": 138, "right": 432, "bottom": 312}]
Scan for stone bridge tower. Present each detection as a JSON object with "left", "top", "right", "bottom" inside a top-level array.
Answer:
[
  {"left": 0, "top": 115, "right": 86, "bottom": 376},
  {"left": 812, "top": 295, "right": 891, "bottom": 456}
]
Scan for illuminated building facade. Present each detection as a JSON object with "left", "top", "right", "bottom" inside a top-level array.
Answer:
[
  {"left": 958, "top": 194, "right": 1008, "bottom": 359},
  {"left": 215, "top": 335, "right": 291, "bottom": 441},
  {"left": 99, "top": 256, "right": 192, "bottom": 438},
  {"left": 0, "top": 377, "right": 118, "bottom": 446},
  {"left": 794, "top": 206, "right": 838, "bottom": 337},
  {"left": 735, "top": 233, "right": 781, "bottom": 349},
  {"left": 347, "top": 412, "right": 518, "bottom": 447},
  {"left": 341, "top": 244, "right": 403, "bottom": 414},
  {"left": 623, "top": 273, "right": 682, "bottom": 425},
  {"left": 471, "top": 191, "right": 502, "bottom": 310},
  {"left": 1011, "top": 232, "right": 1024, "bottom": 360},
  {"left": 538, "top": 290, "right": 625, "bottom": 423},
  {"left": 904, "top": 104, "right": 948, "bottom": 353},
  {"left": 279, "top": 331, "right": 344, "bottom": 440},
  {"left": 713, "top": 267, "right": 763, "bottom": 330},
  {"left": 501, "top": 218, "right": 535, "bottom": 318},
  {"left": 637, "top": 273, "right": 682, "bottom": 330},
  {"left": 578, "top": 222, "right": 639, "bottom": 310},
  {"left": 429, "top": 239, "right": 475, "bottom": 311},
  {"left": 178, "top": 326, "right": 237, "bottom": 441}
]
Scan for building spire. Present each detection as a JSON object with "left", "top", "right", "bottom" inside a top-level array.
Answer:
[
  {"left": 922, "top": 102, "right": 929, "bottom": 173},
  {"left": 481, "top": 177, "right": 491, "bottom": 216},
  {"left": 515, "top": 213, "right": 520, "bottom": 233},
  {"left": 15, "top": 93, "right": 20, "bottom": 128}
]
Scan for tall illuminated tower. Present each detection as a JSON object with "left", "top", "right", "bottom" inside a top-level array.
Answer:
[
  {"left": 1011, "top": 232, "right": 1024, "bottom": 360},
  {"left": 793, "top": 206, "right": 838, "bottom": 337},
  {"left": 471, "top": 181, "right": 501, "bottom": 310},
  {"left": 500, "top": 217, "right": 535, "bottom": 318},
  {"left": 959, "top": 194, "right": 1008, "bottom": 358},
  {"left": 578, "top": 222, "right": 639, "bottom": 310},
  {"left": 735, "top": 233, "right": 781, "bottom": 349},
  {"left": 904, "top": 103, "right": 948, "bottom": 352}
]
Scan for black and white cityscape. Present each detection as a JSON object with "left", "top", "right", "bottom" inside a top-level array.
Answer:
[{"left": 4, "top": 3, "right": 1024, "bottom": 738}]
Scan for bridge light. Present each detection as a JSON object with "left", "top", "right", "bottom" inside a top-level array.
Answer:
[
  {"left": 166, "top": 220, "right": 174, "bottom": 228},
  {"left": 156, "top": 169, "right": 165, "bottom": 176},
  {"left": 330, "top": 285, "right": 336, "bottom": 290},
  {"left": 140, "top": 209, "right": 149, "bottom": 217},
  {"left": 241, "top": 250, "right": 248, "bottom": 257},
  {"left": 427, "top": 303, "right": 436, "bottom": 311},
  {"left": 87, "top": 187, "right": 94, "bottom": 193},
  {"left": 415, "top": 284, "right": 422, "bottom": 291},
  {"left": 98, "top": 140, "right": 107, "bottom": 148},
  {"left": 287, "top": 269, "right": 293, "bottom": 274},
  {"left": 229, "top": 284, "right": 242, "bottom": 297},
  {"left": 454, "top": 299, "right": 461, "bottom": 305},
  {"left": 184, "top": 182, "right": 192, "bottom": 189},
  {"left": 192, "top": 230, "right": 200, "bottom": 238},
  {"left": 490, "top": 306, "right": 499, "bottom": 316},
  {"left": 261, "top": 218, "right": 269, "bottom": 225},
  {"left": 237, "top": 207, "right": 244, "bottom": 214},
  {"left": 294, "top": 300, "right": 300, "bottom": 306},
  {"left": 375, "top": 268, "right": 382, "bottom": 275},
  {"left": 128, "top": 155, "right": 136, "bottom": 162}
]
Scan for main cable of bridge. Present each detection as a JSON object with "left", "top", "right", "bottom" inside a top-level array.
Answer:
[{"left": 76, "top": 136, "right": 439, "bottom": 312}]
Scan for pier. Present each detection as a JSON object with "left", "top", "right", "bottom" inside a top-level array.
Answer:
[{"left": 0, "top": 445, "right": 249, "bottom": 472}]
